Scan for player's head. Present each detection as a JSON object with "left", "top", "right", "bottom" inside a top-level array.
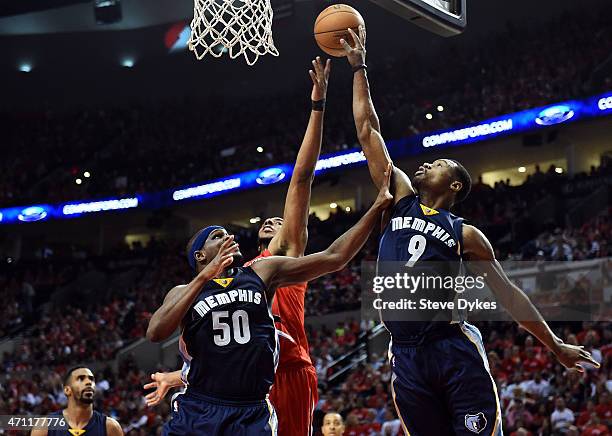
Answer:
[
  {"left": 412, "top": 159, "right": 471, "bottom": 206},
  {"left": 186, "top": 226, "right": 242, "bottom": 272},
  {"left": 63, "top": 366, "right": 96, "bottom": 405},
  {"left": 322, "top": 412, "right": 345, "bottom": 436},
  {"left": 257, "top": 217, "right": 283, "bottom": 248}
]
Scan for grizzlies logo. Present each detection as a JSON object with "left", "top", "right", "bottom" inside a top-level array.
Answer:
[{"left": 464, "top": 412, "right": 487, "bottom": 434}]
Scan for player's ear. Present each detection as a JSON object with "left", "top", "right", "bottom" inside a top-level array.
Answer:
[
  {"left": 64, "top": 385, "right": 71, "bottom": 397},
  {"left": 194, "top": 250, "right": 206, "bottom": 264},
  {"left": 450, "top": 180, "right": 462, "bottom": 193}
]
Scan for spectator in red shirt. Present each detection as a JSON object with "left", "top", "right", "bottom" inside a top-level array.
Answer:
[
  {"left": 595, "top": 392, "right": 612, "bottom": 422},
  {"left": 367, "top": 383, "right": 388, "bottom": 408},
  {"left": 582, "top": 413, "right": 610, "bottom": 436},
  {"left": 578, "top": 400, "right": 597, "bottom": 427}
]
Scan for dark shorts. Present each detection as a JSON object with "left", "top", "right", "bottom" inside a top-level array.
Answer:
[
  {"left": 389, "top": 322, "right": 503, "bottom": 436},
  {"left": 163, "top": 389, "right": 277, "bottom": 436}
]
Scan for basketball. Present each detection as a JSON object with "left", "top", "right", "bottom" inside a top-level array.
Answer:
[{"left": 314, "top": 4, "right": 365, "bottom": 57}]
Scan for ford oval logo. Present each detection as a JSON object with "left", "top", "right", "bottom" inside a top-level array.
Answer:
[
  {"left": 535, "top": 105, "right": 574, "bottom": 126},
  {"left": 256, "top": 168, "right": 286, "bottom": 185},
  {"left": 18, "top": 206, "right": 48, "bottom": 222}
]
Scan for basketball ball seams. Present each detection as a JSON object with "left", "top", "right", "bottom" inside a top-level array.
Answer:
[{"left": 314, "top": 26, "right": 361, "bottom": 37}]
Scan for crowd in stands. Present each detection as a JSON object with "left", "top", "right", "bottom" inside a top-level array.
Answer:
[
  {"left": 3, "top": 319, "right": 609, "bottom": 435},
  {"left": 1, "top": 7, "right": 610, "bottom": 208}
]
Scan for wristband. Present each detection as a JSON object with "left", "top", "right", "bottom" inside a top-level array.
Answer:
[
  {"left": 352, "top": 64, "right": 367, "bottom": 73},
  {"left": 312, "top": 99, "right": 326, "bottom": 111}
]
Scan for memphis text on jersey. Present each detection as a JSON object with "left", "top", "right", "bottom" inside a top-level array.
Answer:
[
  {"left": 390, "top": 216, "right": 457, "bottom": 248},
  {"left": 194, "top": 289, "right": 262, "bottom": 318}
]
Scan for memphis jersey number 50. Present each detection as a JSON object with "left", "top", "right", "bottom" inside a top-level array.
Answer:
[{"left": 212, "top": 310, "right": 251, "bottom": 346}]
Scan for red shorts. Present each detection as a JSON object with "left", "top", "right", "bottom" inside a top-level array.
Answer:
[{"left": 269, "top": 365, "right": 318, "bottom": 436}]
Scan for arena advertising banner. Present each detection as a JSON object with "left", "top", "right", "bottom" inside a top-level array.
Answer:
[{"left": 1, "top": 92, "right": 610, "bottom": 225}]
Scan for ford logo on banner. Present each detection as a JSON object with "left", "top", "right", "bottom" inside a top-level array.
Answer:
[
  {"left": 256, "top": 168, "right": 286, "bottom": 185},
  {"left": 18, "top": 206, "right": 48, "bottom": 222},
  {"left": 535, "top": 105, "right": 575, "bottom": 126}
]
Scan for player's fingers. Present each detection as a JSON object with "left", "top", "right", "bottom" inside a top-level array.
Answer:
[
  {"left": 384, "top": 163, "right": 393, "bottom": 185},
  {"left": 309, "top": 70, "right": 317, "bottom": 85},
  {"left": 339, "top": 38, "right": 352, "bottom": 52},
  {"left": 324, "top": 58, "right": 331, "bottom": 76},
  {"left": 347, "top": 28, "right": 359, "bottom": 47},
  {"left": 315, "top": 56, "right": 323, "bottom": 74},
  {"left": 360, "top": 25, "right": 367, "bottom": 45},
  {"left": 143, "top": 382, "right": 156, "bottom": 390},
  {"left": 312, "top": 59, "right": 320, "bottom": 76},
  {"left": 574, "top": 363, "right": 585, "bottom": 373},
  {"left": 581, "top": 353, "right": 600, "bottom": 367}
]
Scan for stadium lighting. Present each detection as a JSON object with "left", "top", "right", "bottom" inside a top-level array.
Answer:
[
  {"left": 518, "top": 167, "right": 526, "bottom": 173},
  {"left": 249, "top": 217, "right": 261, "bottom": 224},
  {"left": 121, "top": 58, "right": 135, "bottom": 68},
  {"left": 257, "top": 146, "right": 264, "bottom": 153},
  {"left": 330, "top": 202, "right": 338, "bottom": 209},
  {"left": 84, "top": 171, "right": 91, "bottom": 178},
  {"left": 19, "top": 63, "right": 32, "bottom": 73},
  {"left": 555, "top": 167, "right": 563, "bottom": 174},
  {"left": 75, "top": 178, "right": 82, "bottom": 185},
  {"left": 437, "top": 105, "right": 444, "bottom": 112},
  {"left": 345, "top": 206, "right": 351, "bottom": 212},
  {"left": 425, "top": 113, "right": 433, "bottom": 120}
]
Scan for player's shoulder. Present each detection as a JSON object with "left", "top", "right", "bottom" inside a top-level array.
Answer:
[
  {"left": 461, "top": 224, "right": 494, "bottom": 260},
  {"left": 105, "top": 415, "right": 123, "bottom": 435}
]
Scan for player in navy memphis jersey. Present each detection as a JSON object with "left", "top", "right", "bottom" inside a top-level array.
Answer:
[
  {"left": 341, "top": 28, "right": 600, "bottom": 436},
  {"left": 146, "top": 172, "right": 393, "bottom": 436},
  {"left": 31, "top": 366, "right": 123, "bottom": 436}
]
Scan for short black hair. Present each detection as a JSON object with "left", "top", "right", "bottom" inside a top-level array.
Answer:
[
  {"left": 63, "top": 365, "right": 90, "bottom": 386},
  {"left": 450, "top": 160, "right": 472, "bottom": 203}
]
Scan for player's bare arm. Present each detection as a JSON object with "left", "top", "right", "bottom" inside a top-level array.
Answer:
[
  {"left": 462, "top": 224, "right": 600, "bottom": 372},
  {"left": 144, "top": 370, "right": 184, "bottom": 407},
  {"left": 268, "top": 57, "right": 331, "bottom": 257},
  {"left": 30, "top": 429, "right": 47, "bottom": 436},
  {"left": 341, "top": 27, "right": 414, "bottom": 204},
  {"left": 254, "top": 165, "right": 393, "bottom": 288},
  {"left": 106, "top": 417, "right": 124, "bottom": 436},
  {"left": 146, "top": 236, "right": 238, "bottom": 342}
]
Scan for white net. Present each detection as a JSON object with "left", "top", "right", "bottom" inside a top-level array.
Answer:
[{"left": 188, "top": 0, "right": 279, "bottom": 66}]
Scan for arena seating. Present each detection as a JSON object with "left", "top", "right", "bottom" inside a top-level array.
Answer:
[{"left": 1, "top": 8, "right": 610, "bottom": 207}]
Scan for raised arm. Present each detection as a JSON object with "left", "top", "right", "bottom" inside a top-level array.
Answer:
[
  {"left": 146, "top": 237, "right": 237, "bottom": 342},
  {"left": 254, "top": 165, "right": 393, "bottom": 288},
  {"left": 462, "top": 224, "right": 599, "bottom": 372},
  {"left": 341, "top": 27, "right": 414, "bottom": 204},
  {"left": 268, "top": 57, "right": 331, "bottom": 257}
]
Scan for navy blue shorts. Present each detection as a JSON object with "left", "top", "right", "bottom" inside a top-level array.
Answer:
[
  {"left": 163, "top": 389, "right": 277, "bottom": 436},
  {"left": 389, "top": 323, "right": 503, "bottom": 436}
]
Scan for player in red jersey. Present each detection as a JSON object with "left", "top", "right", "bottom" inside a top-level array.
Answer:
[{"left": 144, "top": 57, "right": 331, "bottom": 435}]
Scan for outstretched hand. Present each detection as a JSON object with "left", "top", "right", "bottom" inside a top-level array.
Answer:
[
  {"left": 554, "top": 341, "right": 600, "bottom": 372},
  {"left": 310, "top": 56, "right": 331, "bottom": 101},
  {"left": 143, "top": 372, "right": 175, "bottom": 407},
  {"left": 340, "top": 26, "right": 366, "bottom": 68}
]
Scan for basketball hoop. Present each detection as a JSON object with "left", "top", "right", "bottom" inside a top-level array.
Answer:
[{"left": 188, "top": 0, "right": 279, "bottom": 66}]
